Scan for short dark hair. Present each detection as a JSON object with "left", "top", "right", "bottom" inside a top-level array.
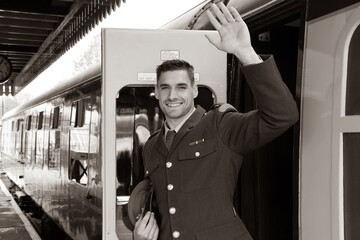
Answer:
[{"left": 156, "top": 59, "right": 195, "bottom": 85}]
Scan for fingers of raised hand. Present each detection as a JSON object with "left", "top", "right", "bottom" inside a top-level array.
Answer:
[
  {"left": 210, "top": 2, "right": 229, "bottom": 25},
  {"left": 213, "top": 3, "right": 241, "bottom": 23},
  {"left": 228, "top": 6, "right": 243, "bottom": 22},
  {"left": 206, "top": 9, "right": 222, "bottom": 30},
  {"left": 207, "top": 3, "right": 244, "bottom": 29},
  {"left": 218, "top": 2, "right": 235, "bottom": 23}
]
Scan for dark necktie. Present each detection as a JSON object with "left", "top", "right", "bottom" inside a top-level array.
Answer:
[{"left": 165, "top": 130, "right": 176, "bottom": 150}]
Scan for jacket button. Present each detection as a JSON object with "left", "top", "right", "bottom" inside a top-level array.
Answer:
[
  {"left": 172, "top": 231, "right": 180, "bottom": 238},
  {"left": 169, "top": 207, "right": 176, "bottom": 214},
  {"left": 166, "top": 162, "right": 172, "bottom": 168},
  {"left": 167, "top": 184, "right": 174, "bottom": 191},
  {"left": 195, "top": 151, "right": 200, "bottom": 157}
]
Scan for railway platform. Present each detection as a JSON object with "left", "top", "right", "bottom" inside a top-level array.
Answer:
[{"left": 0, "top": 172, "right": 41, "bottom": 240}]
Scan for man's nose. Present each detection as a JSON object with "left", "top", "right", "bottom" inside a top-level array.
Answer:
[{"left": 168, "top": 88, "right": 178, "bottom": 100}]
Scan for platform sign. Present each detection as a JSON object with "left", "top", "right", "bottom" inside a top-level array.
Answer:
[{"left": 101, "top": 28, "right": 227, "bottom": 239}]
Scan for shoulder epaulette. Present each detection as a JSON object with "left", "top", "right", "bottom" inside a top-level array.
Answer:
[
  {"left": 209, "top": 103, "right": 237, "bottom": 112},
  {"left": 217, "top": 103, "right": 237, "bottom": 112},
  {"left": 209, "top": 103, "right": 223, "bottom": 110}
]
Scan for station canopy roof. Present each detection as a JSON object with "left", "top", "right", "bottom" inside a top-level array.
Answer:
[
  {"left": 0, "top": 0, "right": 302, "bottom": 96},
  {"left": 0, "top": 0, "right": 125, "bottom": 96}
]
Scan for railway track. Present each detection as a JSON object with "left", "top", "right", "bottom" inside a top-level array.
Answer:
[{"left": 1, "top": 172, "right": 72, "bottom": 240}]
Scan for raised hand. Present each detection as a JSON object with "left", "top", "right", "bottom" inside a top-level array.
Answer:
[{"left": 205, "top": 2, "right": 262, "bottom": 66}]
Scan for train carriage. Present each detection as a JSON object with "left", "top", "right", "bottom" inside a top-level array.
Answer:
[
  {"left": 1, "top": 65, "right": 103, "bottom": 239},
  {"left": 1, "top": 0, "right": 360, "bottom": 239}
]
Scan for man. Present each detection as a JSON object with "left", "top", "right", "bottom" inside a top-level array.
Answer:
[{"left": 134, "top": 2, "right": 298, "bottom": 240}]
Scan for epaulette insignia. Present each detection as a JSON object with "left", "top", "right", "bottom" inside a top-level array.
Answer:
[{"left": 218, "top": 103, "right": 236, "bottom": 112}]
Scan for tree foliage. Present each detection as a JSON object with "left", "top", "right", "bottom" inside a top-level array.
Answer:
[{"left": 73, "top": 34, "right": 101, "bottom": 74}]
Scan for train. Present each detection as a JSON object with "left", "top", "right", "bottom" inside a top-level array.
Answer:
[{"left": 1, "top": 0, "right": 360, "bottom": 239}]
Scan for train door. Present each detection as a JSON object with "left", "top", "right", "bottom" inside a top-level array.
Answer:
[
  {"left": 102, "top": 29, "right": 227, "bottom": 239},
  {"left": 301, "top": 2, "right": 360, "bottom": 240}
]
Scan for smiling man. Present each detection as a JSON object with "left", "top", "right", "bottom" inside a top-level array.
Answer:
[
  {"left": 155, "top": 60, "right": 198, "bottom": 130},
  {"left": 133, "top": 2, "right": 298, "bottom": 240}
]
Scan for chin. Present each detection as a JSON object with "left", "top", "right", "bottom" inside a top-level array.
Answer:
[{"left": 166, "top": 112, "right": 183, "bottom": 119}]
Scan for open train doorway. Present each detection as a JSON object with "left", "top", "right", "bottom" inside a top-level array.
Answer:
[
  {"left": 229, "top": 3, "right": 304, "bottom": 240},
  {"left": 102, "top": 28, "right": 227, "bottom": 239}
]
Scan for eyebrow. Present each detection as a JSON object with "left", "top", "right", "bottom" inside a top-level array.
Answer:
[
  {"left": 159, "top": 83, "right": 170, "bottom": 88},
  {"left": 158, "top": 83, "right": 189, "bottom": 88}
]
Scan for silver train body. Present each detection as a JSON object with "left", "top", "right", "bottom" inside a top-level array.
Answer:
[
  {"left": 1, "top": 66, "right": 103, "bottom": 239},
  {"left": 2, "top": 0, "right": 360, "bottom": 239}
]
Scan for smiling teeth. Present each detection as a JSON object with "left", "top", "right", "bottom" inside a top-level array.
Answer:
[{"left": 167, "top": 103, "right": 181, "bottom": 107}]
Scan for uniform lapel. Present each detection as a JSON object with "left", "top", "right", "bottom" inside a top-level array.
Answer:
[
  {"left": 169, "top": 106, "right": 206, "bottom": 154},
  {"left": 153, "top": 126, "right": 168, "bottom": 157}
]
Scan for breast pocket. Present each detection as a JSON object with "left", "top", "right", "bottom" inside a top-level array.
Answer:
[
  {"left": 179, "top": 138, "right": 217, "bottom": 160},
  {"left": 179, "top": 138, "right": 218, "bottom": 192}
]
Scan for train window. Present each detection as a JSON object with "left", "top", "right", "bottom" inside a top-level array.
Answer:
[
  {"left": 343, "top": 133, "right": 360, "bottom": 239},
  {"left": 70, "top": 102, "right": 77, "bottom": 126},
  {"left": 2, "top": 123, "right": 6, "bottom": 153},
  {"left": 2, "top": 122, "right": 7, "bottom": 153},
  {"left": 16, "top": 119, "right": 21, "bottom": 131},
  {"left": 115, "top": 86, "right": 214, "bottom": 236},
  {"left": 35, "top": 112, "right": 45, "bottom": 166},
  {"left": 24, "top": 116, "right": 32, "bottom": 163},
  {"left": 48, "top": 130, "right": 60, "bottom": 170},
  {"left": 26, "top": 115, "right": 32, "bottom": 130},
  {"left": 84, "top": 102, "right": 91, "bottom": 126},
  {"left": 345, "top": 24, "right": 360, "bottom": 115},
  {"left": 70, "top": 100, "right": 87, "bottom": 127},
  {"left": 33, "top": 114, "right": 38, "bottom": 130},
  {"left": 51, "top": 106, "right": 60, "bottom": 129},
  {"left": 38, "top": 111, "right": 44, "bottom": 130},
  {"left": 15, "top": 119, "right": 23, "bottom": 155},
  {"left": 76, "top": 100, "right": 85, "bottom": 127},
  {"left": 49, "top": 106, "right": 61, "bottom": 170},
  {"left": 69, "top": 98, "right": 92, "bottom": 185}
]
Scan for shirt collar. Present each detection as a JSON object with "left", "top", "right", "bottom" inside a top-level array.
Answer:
[{"left": 164, "top": 107, "right": 196, "bottom": 136}]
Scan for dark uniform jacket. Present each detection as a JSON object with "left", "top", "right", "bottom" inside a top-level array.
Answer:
[{"left": 142, "top": 56, "right": 299, "bottom": 240}]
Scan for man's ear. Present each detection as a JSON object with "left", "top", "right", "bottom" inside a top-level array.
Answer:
[
  {"left": 193, "top": 84, "right": 198, "bottom": 99},
  {"left": 154, "top": 85, "right": 159, "bottom": 99}
]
